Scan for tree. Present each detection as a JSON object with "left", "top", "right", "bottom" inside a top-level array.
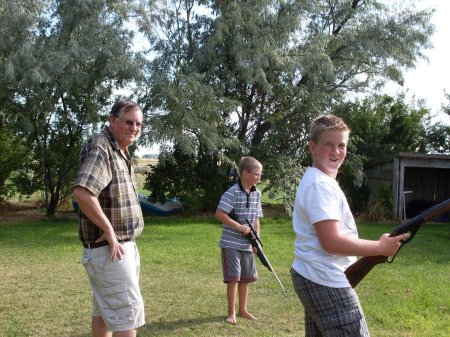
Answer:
[
  {"left": 427, "top": 91, "right": 450, "bottom": 154},
  {"left": 0, "top": 0, "right": 143, "bottom": 215},
  {"left": 0, "top": 0, "right": 37, "bottom": 204},
  {"left": 144, "top": 144, "right": 233, "bottom": 212},
  {"left": 443, "top": 91, "right": 450, "bottom": 116},
  {"left": 334, "top": 93, "right": 449, "bottom": 212},
  {"left": 337, "top": 94, "right": 431, "bottom": 159},
  {"left": 0, "top": 124, "right": 29, "bottom": 204},
  {"left": 138, "top": 0, "right": 434, "bottom": 212}
]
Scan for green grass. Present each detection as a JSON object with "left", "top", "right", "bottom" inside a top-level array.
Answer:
[
  {"left": 0, "top": 216, "right": 449, "bottom": 337},
  {"left": 258, "top": 181, "right": 284, "bottom": 205}
]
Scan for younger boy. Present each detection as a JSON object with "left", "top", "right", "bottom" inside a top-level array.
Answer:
[
  {"left": 215, "top": 156, "right": 263, "bottom": 325},
  {"left": 291, "top": 115, "right": 409, "bottom": 336}
]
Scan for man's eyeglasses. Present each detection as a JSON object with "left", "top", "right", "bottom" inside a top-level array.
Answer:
[{"left": 116, "top": 116, "right": 143, "bottom": 129}]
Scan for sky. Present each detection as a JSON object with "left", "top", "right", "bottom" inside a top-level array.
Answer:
[
  {"left": 388, "top": 0, "right": 449, "bottom": 116},
  {"left": 137, "top": 0, "right": 450, "bottom": 156}
]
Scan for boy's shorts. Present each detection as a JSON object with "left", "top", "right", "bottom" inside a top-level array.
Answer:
[
  {"left": 221, "top": 247, "right": 258, "bottom": 283},
  {"left": 81, "top": 241, "right": 145, "bottom": 332},
  {"left": 291, "top": 268, "right": 370, "bottom": 337}
]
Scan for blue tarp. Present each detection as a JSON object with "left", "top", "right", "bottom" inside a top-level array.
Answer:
[{"left": 73, "top": 195, "right": 182, "bottom": 216}]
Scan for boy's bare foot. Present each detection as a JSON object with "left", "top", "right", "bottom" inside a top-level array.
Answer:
[
  {"left": 238, "top": 310, "right": 257, "bottom": 320},
  {"left": 226, "top": 313, "right": 237, "bottom": 325}
]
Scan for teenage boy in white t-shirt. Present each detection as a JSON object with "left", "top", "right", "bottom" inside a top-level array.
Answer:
[{"left": 291, "top": 114, "right": 409, "bottom": 337}]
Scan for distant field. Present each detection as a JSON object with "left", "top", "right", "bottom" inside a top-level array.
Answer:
[
  {"left": 135, "top": 157, "right": 158, "bottom": 173},
  {"left": 135, "top": 158, "right": 158, "bottom": 195}
]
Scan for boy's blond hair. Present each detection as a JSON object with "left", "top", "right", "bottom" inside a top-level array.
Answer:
[
  {"left": 238, "top": 156, "right": 262, "bottom": 175},
  {"left": 310, "top": 114, "right": 350, "bottom": 143}
]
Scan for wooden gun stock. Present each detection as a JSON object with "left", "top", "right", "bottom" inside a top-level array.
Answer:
[
  {"left": 345, "top": 197, "right": 450, "bottom": 288},
  {"left": 345, "top": 255, "right": 388, "bottom": 288}
]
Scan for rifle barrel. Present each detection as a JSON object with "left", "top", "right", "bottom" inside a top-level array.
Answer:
[{"left": 245, "top": 219, "right": 287, "bottom": 294}]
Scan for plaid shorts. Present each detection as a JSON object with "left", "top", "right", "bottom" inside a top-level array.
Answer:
[{"left": 291, "top": 268, "right": 370, "bottom": 337}]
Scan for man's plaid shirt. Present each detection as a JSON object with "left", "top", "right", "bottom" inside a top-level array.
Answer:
[{"left": 75, "top": 127, "right": 144, "bottom": 244}]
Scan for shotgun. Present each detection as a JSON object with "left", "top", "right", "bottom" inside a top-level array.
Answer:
[
  {"left": 228, "top": 210, "right": 287, "bottom": 293},
  {"left": 345, "top": 198, "right": 450, "bottom": 288}
]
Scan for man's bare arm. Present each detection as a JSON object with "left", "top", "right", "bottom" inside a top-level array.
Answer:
[{"left": 73, "top": 186, "right": 125, "bottom": 260}]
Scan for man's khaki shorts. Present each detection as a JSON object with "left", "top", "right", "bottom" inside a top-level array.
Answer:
[{"left": 82, "top": 241, "right": 145, "bottom": 332}]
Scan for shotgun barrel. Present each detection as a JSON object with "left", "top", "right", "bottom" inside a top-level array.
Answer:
[{"left": 345, "top": 198, "right": 450, "bottom": 288}]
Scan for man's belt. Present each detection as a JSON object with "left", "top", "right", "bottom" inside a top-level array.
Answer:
[{"left": 82, "top": 238, "right": 132, "bottom": 249}]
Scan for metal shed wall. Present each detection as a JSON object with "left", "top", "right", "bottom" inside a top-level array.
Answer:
[{"left": 364, "top": 153, "right": 450, "bottom": 219}]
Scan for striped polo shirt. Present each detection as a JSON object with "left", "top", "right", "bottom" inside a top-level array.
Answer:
[
  {"left": 217, "top": 182, "right": 263, "bottom": 251},
  {"left": 75, "top": 127, "right": 144, "bottom": 244}
]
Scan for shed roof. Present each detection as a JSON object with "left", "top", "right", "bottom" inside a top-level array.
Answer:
[{"left": 365, "top": 152, "right": 450, "bottom": 167}]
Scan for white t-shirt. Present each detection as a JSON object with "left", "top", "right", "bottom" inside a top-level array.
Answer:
[{"left": 292, "top": 167, "right": 358, "bottom": 288}]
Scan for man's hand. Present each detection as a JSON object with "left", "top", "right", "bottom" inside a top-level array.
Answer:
[
  {"left": 74, "top": 186, "right": 126, "bottom": 261},
  {"left": 96, "top": 231, "right": 126, "bottom": 261}
]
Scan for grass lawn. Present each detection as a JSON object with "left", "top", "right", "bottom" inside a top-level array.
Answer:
[{"left": 0, "top": 215, "right": 449, "bottom": 337}]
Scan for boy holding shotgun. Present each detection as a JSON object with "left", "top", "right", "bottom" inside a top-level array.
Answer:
[
  {"left": 215, "top": 156, "right": 263, "bottom": 325},
  {"left": 291, "top": 115, "right": 409, "bottom": 336}
]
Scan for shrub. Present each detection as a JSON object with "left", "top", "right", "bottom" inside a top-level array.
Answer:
[{"left": 359, "top": 185, "right": 394, "bottom": 222}]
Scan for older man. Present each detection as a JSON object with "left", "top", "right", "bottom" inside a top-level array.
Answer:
[{"left": 74, "top": 100, "right": 145, "bottom": 337}]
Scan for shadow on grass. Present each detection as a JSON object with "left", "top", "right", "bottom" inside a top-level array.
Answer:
[
  {"left": 140, "top": 315, "right": 225, "bottom": 335},
  {"left": 68, "top": 316, "right": 225, "bottom": 337}
]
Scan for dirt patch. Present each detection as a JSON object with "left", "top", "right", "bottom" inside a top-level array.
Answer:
[
  {"left": 0, "top": 200, "right": 77, "bottom": 224},
  {"left": 0, "top": 195, "right": 287, "bottom": 224},
  {"left": 262, "top": 203, "right": 288, "bottom": 217},
  {"left": 0, "top": 201, "right": 45, "bottom": 224}
]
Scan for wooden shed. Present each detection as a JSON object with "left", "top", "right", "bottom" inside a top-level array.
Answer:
[{"left": 364, "top": 152, "right": 450, "bottom": 220}]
